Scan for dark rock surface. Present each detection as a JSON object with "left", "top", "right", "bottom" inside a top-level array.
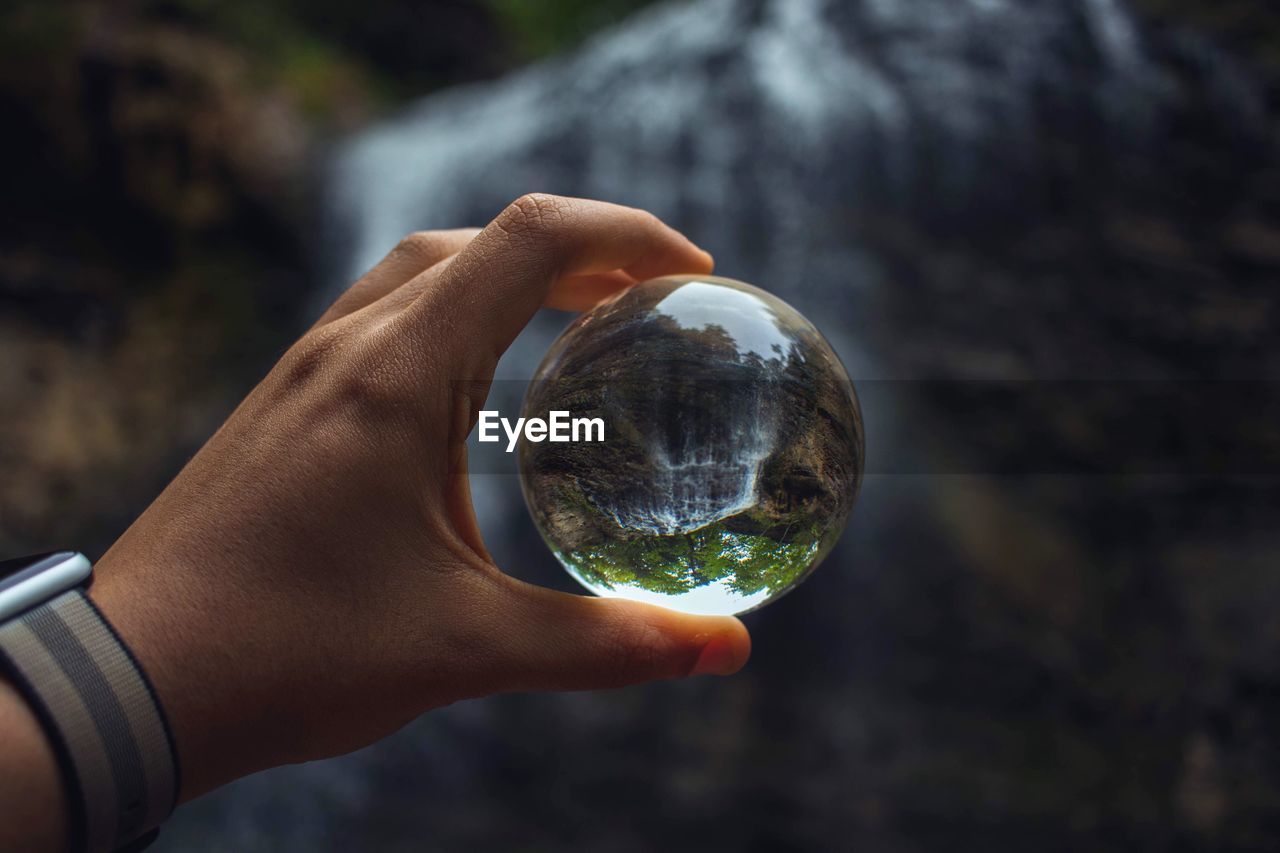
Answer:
[{"left": 166, "top": 0, "right": 1280, "bottom": 849}]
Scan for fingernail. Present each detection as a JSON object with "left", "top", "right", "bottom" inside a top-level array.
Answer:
[
  {"left": 691, "top": 636, "right": 740, "bottom": 676},
  {"left": 699, "top": 248, "right": 715, "bottom": 270}
]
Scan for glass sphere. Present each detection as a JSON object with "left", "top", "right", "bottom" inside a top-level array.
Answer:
[{"left": 518, "top": 275, "right": 864, "bottom": 615}]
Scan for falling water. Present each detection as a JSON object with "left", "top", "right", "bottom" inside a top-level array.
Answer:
[{"left": 605, "top": 384, "right": 778, "bottom": 535}]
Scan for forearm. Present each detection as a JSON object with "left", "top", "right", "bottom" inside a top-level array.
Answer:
[{"left": 0, "top": 674, "right": 67, "bottom": 853}]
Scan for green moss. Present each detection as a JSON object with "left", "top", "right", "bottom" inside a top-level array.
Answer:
[
  {"left": 484, "top": 0, "right": 660, "bottom": 59},
  {"left": 144, "top": 0, "right": 386, "bottom": 116}
]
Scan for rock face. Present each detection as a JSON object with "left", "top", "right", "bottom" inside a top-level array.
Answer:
[
  {"left": 0, "top": 3, "right": 318, "bottom": 555},
  {"left": 171, "top": 0, "right": 1280, "bottom": 849}
]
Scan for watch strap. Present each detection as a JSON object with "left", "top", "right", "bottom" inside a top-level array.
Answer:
[{"left": 0, "top": 589, "right": 178, "bottom": 852}]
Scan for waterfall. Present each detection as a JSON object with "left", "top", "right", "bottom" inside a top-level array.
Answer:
[
  {"left": 169, "top": 0, "right": 1280, "bottom": 848},
  {"left": 610, "top": 382, "right": 778, "bottom": 536}
]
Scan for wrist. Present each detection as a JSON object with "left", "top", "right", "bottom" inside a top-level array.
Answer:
[
  {"left": 89, "top": 547, "right": 238, "bottom": 803},
  {"left": 0, "top": 549, "right": 184, "bottom": 850},
  {"left": 0, "top": 672, "right": 68, "bottom": 852}
]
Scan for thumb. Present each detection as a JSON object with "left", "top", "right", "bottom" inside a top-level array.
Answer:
[{"left": 488, "top": 578, "right": 751, "bottom": 693}]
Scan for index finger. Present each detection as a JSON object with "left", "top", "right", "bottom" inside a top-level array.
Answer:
[
  {"left": 409, "top": 194, "right": 713, "bottom": 367},
  {"left": 314, "top": 228, "right": 481, "bottom": 329}
]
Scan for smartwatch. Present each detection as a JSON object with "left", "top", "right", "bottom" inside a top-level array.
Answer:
[{"left": 0, "top": 552, "right": 179, "bottom": 852}]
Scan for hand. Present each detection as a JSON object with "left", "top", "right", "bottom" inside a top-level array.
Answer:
[{"left": 86, "top": 194, "right": 751, "bottom": 803}]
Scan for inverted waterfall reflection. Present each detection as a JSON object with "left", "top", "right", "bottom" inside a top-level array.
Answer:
[{"left": 605, "top": 379, "right": 779, "bottom": 536}]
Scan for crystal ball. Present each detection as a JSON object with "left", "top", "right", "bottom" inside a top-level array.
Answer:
[{"left": 518, "top": 275, "right": 864, "bottom": 615}]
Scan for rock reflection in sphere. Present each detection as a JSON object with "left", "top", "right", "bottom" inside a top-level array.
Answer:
[{"left": 518, "top": 275, "right": 864, "bottom": 616}]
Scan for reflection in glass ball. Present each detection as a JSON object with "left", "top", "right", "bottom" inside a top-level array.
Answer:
[{"left": 518, "top": 275, "right": 864, "bottom": 616}]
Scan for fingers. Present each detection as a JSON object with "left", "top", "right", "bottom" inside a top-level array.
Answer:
[
  {"left": 412, "top": 194, "right": 713, "bottom": 366},
  {"left": 313, "top": 229, "right": 480, "bottom": 327},
  {"left": 373, "top": 260, "right": 642, "bottom": 319},
  {"left": 547, "top": 270, "right": 638, "bottom": 312},
  {"left": 485, "top": 578, "right": 751, "bottom": 693}
]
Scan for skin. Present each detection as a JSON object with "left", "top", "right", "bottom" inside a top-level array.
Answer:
[{"left": 0, "top": 195, "right": 751, "bottom": 852}]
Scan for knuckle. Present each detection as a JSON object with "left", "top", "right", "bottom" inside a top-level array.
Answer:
[
  {"left": 278, "top": 325, "right": 409, "bottom": 424},
  {"left": 278, "top": 324, "right": 349, "bottom": 391},
  {"left": 424, "top": 571, "right": 515, "bottom": 690},
  {"left": 393, "top": 230, "right": 443, "bottom": 263},
  {"left": 634, "top": 207, "right": 662, "bottom": 230},
  {"left": 607, "top": 618, "right": 675, "bottom": 685},
  {"left": 330, "top": 350, "right": 406, "bottom": 424},
  {"left": 496, "top": 193, "right": 569, "bottom": 239}
]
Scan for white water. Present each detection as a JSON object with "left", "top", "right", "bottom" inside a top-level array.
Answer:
[{"left": 611, "top": 398, "right": 778, "bottom": 536}]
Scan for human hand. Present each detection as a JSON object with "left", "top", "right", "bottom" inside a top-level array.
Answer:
[{"left": 89, "top": 194, "right": 751, "bottom": 802}]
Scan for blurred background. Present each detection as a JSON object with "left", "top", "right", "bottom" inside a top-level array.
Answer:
[{"left": 3, "top": 0, "right": 1280, "bottom": 850}]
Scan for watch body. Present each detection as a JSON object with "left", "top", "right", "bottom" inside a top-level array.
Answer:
[
  {"left": 0, "top": 551, "right": 178, "bottom": 852},
  {"left": 0, "top": 551, "right": 93, "bottom": 622}
]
